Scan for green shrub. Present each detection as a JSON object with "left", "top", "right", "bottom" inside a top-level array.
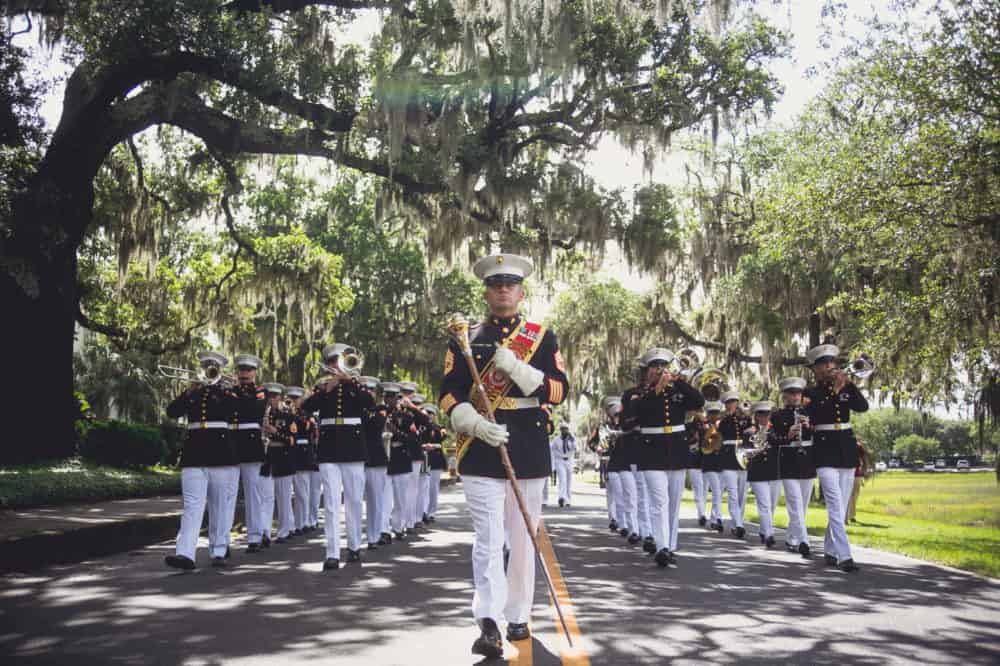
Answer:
[{"left": 81, "top": 420, "right": 165, "bottom": 469}]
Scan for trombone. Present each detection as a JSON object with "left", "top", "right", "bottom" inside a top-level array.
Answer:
[{"left": 157, "top": 364, "right": 235, "bottom": 387}]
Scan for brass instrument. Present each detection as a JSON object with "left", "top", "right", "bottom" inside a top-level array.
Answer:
[
  {"left": 316, "top": 350, "right": 365, "bottom": 384},
  {"left": 701, "top": 413, "right": 723, "bottom": 454},
  {"left": 676, "top": 347, "right": 702, "bottom": 381},
  {"left": 736, "top": 426, "right": 770, "bottom": 470},
  {"left": 842, "top": 353, "right": 875, "bottom": 379},
  {"left": 158, "top": 363, "right": 235, "bottom": 387},
  {"left": 691, "top": 367, "right": 729, "bottom": 402}
]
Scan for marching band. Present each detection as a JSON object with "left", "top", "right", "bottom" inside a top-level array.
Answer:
[{"left": 163, "top": 251, "right": 871, "bottom": 658}]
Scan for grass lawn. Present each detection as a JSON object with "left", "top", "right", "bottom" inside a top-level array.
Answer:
[
  {"left": 583, "top": 469, "right": 1000, "bottom": 577},
  {"left": 0, "top": 458, "right": 181, "bottom": 510}
]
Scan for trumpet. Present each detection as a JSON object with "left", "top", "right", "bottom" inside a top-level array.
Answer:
[
  {"left": 841, "top": 353, "right": 876, "bottom": 380},
  {"left": 317, "top": 349, "right": 364, "bottom": 379},
  {"left": 158, "top": 363, "right": 235, "bottom": 387}
]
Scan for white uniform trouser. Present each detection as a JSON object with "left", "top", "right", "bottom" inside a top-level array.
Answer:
[
  {"left": 817, "top": 467, "right": 854, "bottom": 562},
  {"left": 409, "top": 461, "right": 423, "bottom": 526},
  {"left": 721, "top": 469, "right": 747, "bottom": 528},
  {"left": 239, "top": 462, "right": 264, "bottom": 544},
  {"left": 642, "top": 470, "right": 669, "bottom": 551},
  {"left": 617, "top": 469, "right": 638, "bottom": 535},
  {"left": 606, "top": 472, "right": 621, "bottom": 522},
  {"left": 665, "top": 469, "right": 685, "bottom": 551},
  {"left": 751, "top": 480, "right": 781, "bottom": 538},
  {"left": 463, "top": 476, "right": 545, "bottom": 624},
  {"left": 419, "top": 470, "right": 431, "bottom": 517},
  {"left": 320, "top": 462, "right": 366, "bottom": 557},
  {"left": 175, "top": 466, "right": 238, "bottom": 560},
  {"left": 308, "top": 470, "right": 322, "bottom": 527},
  {"left": 293, "top": 471, "right": 311, "bottom": 531},
  {"left": 382, "top": 476, "right": 394, "bottom": 534},
  {"left": 390, "top": 473, "right": 410, "bottom": 532},
  {"left": 783, "top": 478, "right": 814, "bottom": 546},
  {"left": 631, "top": 465, "right": 652, "bottom": 538},
  {"left": 555, "top": 457, "right": 573, "bottom": 503},
  {"left": 259, "top": 474, "right": 275, "bottom": 539},
  {"left": 687, "top": 468, "right": 706, "bottom": 519},
  {"left": 365, "top": 466, "right": 388, "bottom": 544},
  {"left": 704, "top": 471, "right": 723, "bottom": 522},
  {"left": 427, "top": 469, "right": 443, "bottom": 517},
  {"left": 274, "top": 475, "right": 295, "bottom": 539}
]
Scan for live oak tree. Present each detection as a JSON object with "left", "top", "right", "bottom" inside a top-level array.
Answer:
[{"left": 1, "top": 0, "right": 783, "bottom": 462}]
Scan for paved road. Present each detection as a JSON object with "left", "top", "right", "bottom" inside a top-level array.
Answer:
[{"left": 2, "top": 482, "right": 999, "bottom": 665}]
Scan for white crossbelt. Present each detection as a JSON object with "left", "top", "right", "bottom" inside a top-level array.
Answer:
[
  {"left": 814, "top": 423, "right": 852, "bottom": 431},
  {"left": 235, "top": 423, "right": 261, "bottom": 430},
  {"left": 320, "top": 417, "right": 362, "bottom": 426},
  {"left": 187, "top": 421, "right": 229, "bottom": 430},
  {"left": 722, "top": 439, "right": 740, "bottom": 446},
  {"left": 496, "top": 397, "right": 540, "bottom": 410},
  {"left": 295, "top": 439, "right": 309, "bottom": 445},
  {"left": 639, "top": 425, "right": 686, "bottom": 434}
]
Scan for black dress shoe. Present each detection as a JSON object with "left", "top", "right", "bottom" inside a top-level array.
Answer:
[
  {"left": 643, "top": 538, "right": 657, "bottom": 554},
  {"left": 394, "top": 531, "right": 406, "bottom": 541},
  {"left": 211, "top": 556, "right": 227, "bottom": 568},
  {"left": 379, "top": 533, "right": 392, "bottom": 546},
  {"left": 261, "top": 535, "right": 271, "bottom": 549},
  {"left": 609, "top": 520, "right": 618, "bottom": 532},
  {"left": 732, "top": 526, "right": 746, "bottom": 539},
  {"left": 558, "top": 498, "right": 565, "bottom": 507},
  {"left": 760, "top": 533, "right": 767, "bottom": 545},
  {"left": 618, "top": 528, "right": 629, "bottom": 537},
  {"left": 627, "top": 533, "right": 641, "bottom": 545},
  {"left": 292, "top": 529, "right": 301, "bottom": 537},
  {"left": 667, "top": 550, "right": 677, "bottom": 565},
  {"left": 507, "top": 622, "right": 530, "bottom": 642},
  {"left": 654, "top": 548, "right": 671, "bottom": 568},
  {"left": 427, "top": 516, "right": 436, "bottom": 523},
  {"left": 714, "top": 521, "right": 724, "bottom": 533},
  {"left": 246, "top": 543, "right": 260, "bottom": 554},
  {"left": 698, "top": 516, "right": 707, "bottom": 527},
  {"left": 838, "top": 558, "right": 859, "bottom": 572},
  {"left": 275, "top": 536, "right": 288, "bottom": 544},
  {"left": 422, "top": 513, "right": 430, "bottom": 524},
  {"left": 824, "top": 553, "right": 838, "bottom": 566},
  {"left": 765, "top": 536, "right": 776, "bottom": 549},
  {"left": 799, "top": 543, "right": 812, "bottom": 559},
  {"left": 165, "top": 554, "right": 196, "bottom": 570},
  {"left": 471, "top": 618, "right": 503, "bottom": 659},
  {"left": 224, "top": 547, "right": 231, "bottom": 559},
  {"left": 347, "top": 549, "right": 362, "bottom": 563},
  {"left": 323, "top": 558, "right": 340, "bottom": 571},
  {"left": 367, "top": 543, "right": 378, "bottom": 551}
]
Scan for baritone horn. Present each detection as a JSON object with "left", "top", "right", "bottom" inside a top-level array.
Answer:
[
  {"left": 842, "top": 353, "right": 876, "bottom": 380},
  {"left": 317, "top": 348, "right": 365, "bottom": 378},
  {"left": 692, "top": 367, "right": 729, "bottom": 402}
]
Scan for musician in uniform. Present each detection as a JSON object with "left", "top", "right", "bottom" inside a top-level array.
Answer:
[
  {"left": 718, "top": 390, "right": 750, "bottom": 538},
  {"left": 261, "top": 382, "right": 296, "bottom": 544},
  {"left": 361, "top": 376, "right": 392, "bottom": 549},
  {"left": 621, "top": 348, "right": 705, "bottom": 567},
  {"left": 550, "top": 423, "right": 576, "bottom": 507},
  {"left": 700, "top": 401, "right": 726, "bottom": 533},
  {"left": 411, "top": 392, "right": 436, "bottom": 526},
  {"left": 287, "top": 386, "right": 315, "bottom": 536},
  {"left": 744, "top": 400, "right": 781, "bottom": 548},
  {"left": 422, "top": 404, "right": 447, "bottom": 524},
  {"left": 301, "top": 344, "right": 374, "bottom": 570},
  {"left": 804, "top": 344, "right": 868, "bottom": 572},
  {"left": 772, "top": 377, "right": 815, "bottom": 558},
  {"left": 685, "top": 410, "right": 707, "bottom": 527},
  {"left": 386, "top": 382, "right": 427, "bottom": 540},
  {"left": 165, "top": 351, "right": 240, "bottom": 570},
  {"left": 397, "top": 381, "right": 425, "bottom": 531},
  {"left": 231, "top": 354, "right": 268, "bottom": 553},
  {"left": 439, "top": 253, "right": 568, "bottom": 656}
]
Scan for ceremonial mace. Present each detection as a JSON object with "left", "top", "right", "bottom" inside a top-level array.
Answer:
[{"left": 446, "top": 313, "right": 574, "bottom": 647}]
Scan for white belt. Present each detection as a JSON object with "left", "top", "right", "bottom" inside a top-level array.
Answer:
[
  {"left": 496, "top": 397, "right": 540, "bottom": 410},
  {"left": 722, "top": 440, "right": 740, "bottom": 446},
  {"left": 390, "top": 441, "right": 405, "bottom": 448},
  {"left": 295, "top": 439, "right": 309, "bottom": 445},
  {"left": 236, "top": 423, "right": 261, "bottom": 430},
  {"left": 639, "top": 425, "right": 686, "bottom": 434},
  {"left": 320, "top": 417, "right": 362, "bottom": 426},
  {"left": 792, "top": 440, "right": 813, "bottom": 448},
  {"left": 187, "top": 421, "right": 229, "bottom": 430},
  {"left": 814, "top": 423, "right": 851, "bottom": 432}
]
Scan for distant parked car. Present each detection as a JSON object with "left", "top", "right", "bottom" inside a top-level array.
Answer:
[
  {"left": 923, "top": 461, "right": 936, "bottom": 472},
  {"left": 935, "top": 459, "right": 946, "bottom": 468},
  {"left": 889, "top": 459, "right": 900, "bottom": 468},
  {"left": 957, "top": 459, "right": 970, "bottom": 471},
  {"left": 875, "top": 461, "right": 887, "bottom": 472}
]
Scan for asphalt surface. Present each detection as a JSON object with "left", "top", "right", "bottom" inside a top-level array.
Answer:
[{"left": 1, "top": 481, "right": 999, "bottom": 665}]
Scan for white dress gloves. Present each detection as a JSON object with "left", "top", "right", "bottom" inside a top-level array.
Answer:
[
  {"left": 493, "top": 346, "right": 545, "bottom": 395},
  {"left": 450, "top": 402, "right": 509, "bottom": 448}
]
